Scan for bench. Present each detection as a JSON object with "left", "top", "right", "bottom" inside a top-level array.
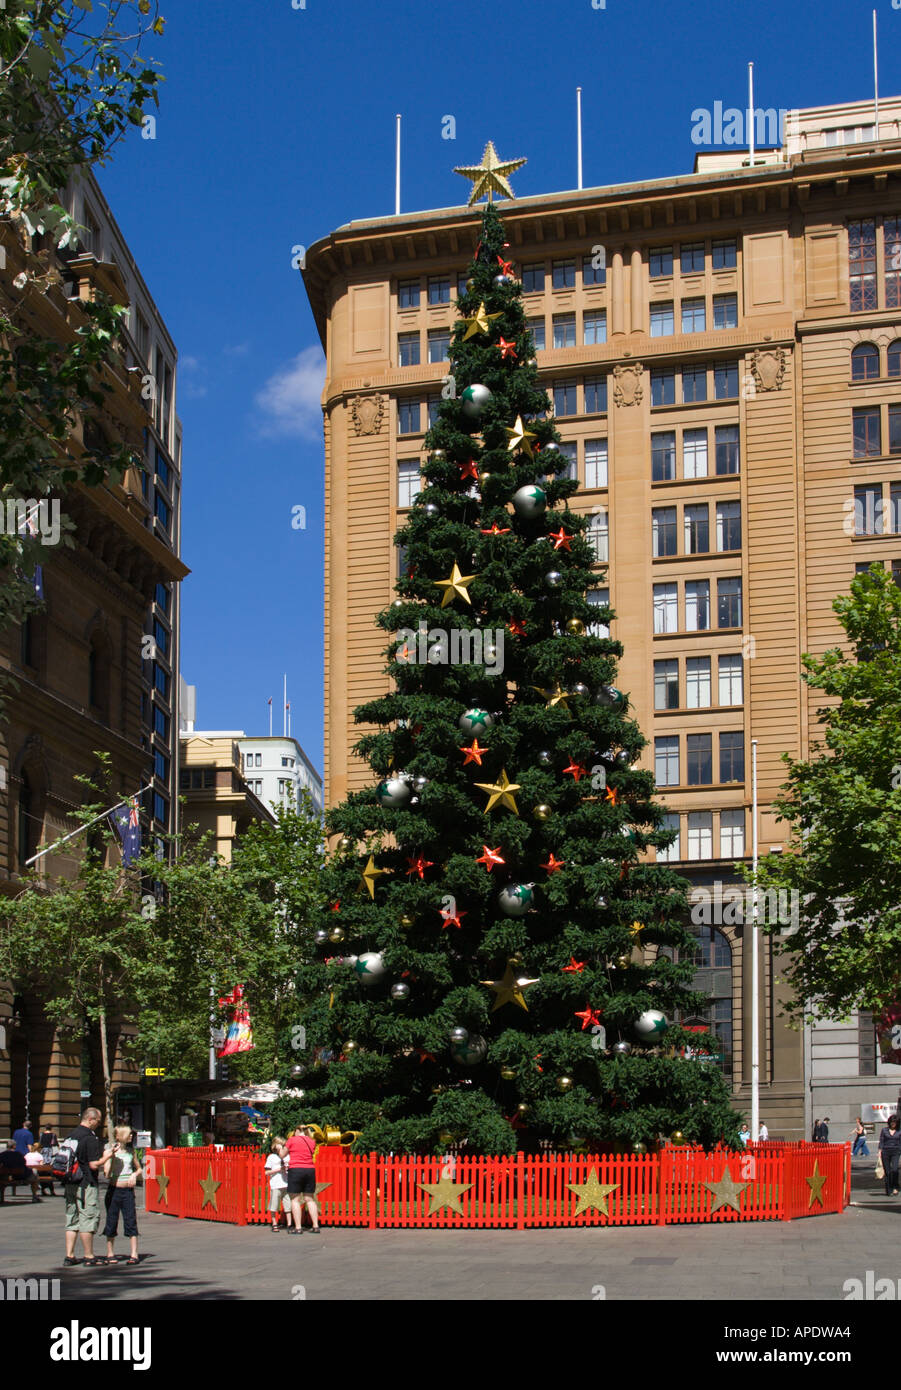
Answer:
[{"left": 0, "top": 1165, "right": 57, "bottom": 1199}]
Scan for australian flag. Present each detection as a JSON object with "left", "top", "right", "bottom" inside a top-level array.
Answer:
[{"left": 110, "top": 796, "right": 141, "bottom": 867}]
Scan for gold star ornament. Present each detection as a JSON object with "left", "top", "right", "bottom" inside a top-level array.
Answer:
[
  {"left": 505, "top": 414, "right": 537, "bottom": 458},
  {"left": 433, "top": 562, "right": 476, "bottom": 609},
  {"left": 481, "top": 960, "right": 539, "bottom": 1012},
  {"left": 453, "top": 141, "right": 527, "bottom": 206},
  {"left": 474, "top": 768, "right": 521, "bottom": 813},
  {"left": 568, "top": 1167, "right": 619, "bottom": 1217},
  {"left": 461, "top": 301, "right": 503, "bottom": 341},
  {"left": 806, "top": 1160, "right": 827, "bottom": 1209},
  {"left": 199, "top": 1163, "right": 221, "bottom": 1211},
  {"left": 359, "top": 853, "right": 390, "bottom": 899},
  {"left": 703, "top": 1164, "right": 748, "bottom": 1214},
  {"left": 418, "top": 1171, "right": 473, "bottom": 1216}
]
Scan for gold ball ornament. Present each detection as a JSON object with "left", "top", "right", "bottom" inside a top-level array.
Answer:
[
  {"left": 342, "top": 1040, "right": 357, "bottom": 1055},
  {"left": 616, "top": 954, "right": 631, "bottom": 970},
  {"left": 533, "top": 803, "right": 552, "bottom": 822},
  {"left": 336, "top": 835, "right": 353, "bottom": 852},
  {"left": 565, "top": 618, "right": 586, "bottom": 637},
  {"left": 465, "top": 278, "right": 476, "bottom": 292},
  {"left": 670, "top": 1130, "right": 685, "bottom": 1145},
  {"left": 438, "top": 1130, "right": 455, "bottom": 1145},
  {"left": 400, "top": 914, "right": 415, "bottom": 929},
  {"left": 556, "top": 1076, "right": 574, "bottom": 1092},
  {"left": 631, "top": 1141, "right": 647, "bottom": 1155},
  {"left": 500, "top": 1066, "right": 516, "bottom": 1081},
  {"left": 478, "top": 471, "right": 492, "bottom": 487},
  {"left": 328, "top": 926, "right": 345, "bottom": 944},
  {"left": 516, "top": 1102, "right": 530, "bottom": 1115}
]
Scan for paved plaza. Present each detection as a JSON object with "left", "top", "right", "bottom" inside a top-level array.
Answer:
[{"left": 0, "top": 1161, "right": 896, "bottom": 1301}]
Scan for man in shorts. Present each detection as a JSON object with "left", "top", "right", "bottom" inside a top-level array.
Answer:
[
  {"left": 276, "top": 1126, "right": 321, "bottom": 1234},
  {"left": 63, "top": 1107, "right": 108, "bottom": 1266}
]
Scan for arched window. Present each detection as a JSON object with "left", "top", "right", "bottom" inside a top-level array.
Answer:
[
  {"left": 659, "top": 926, "right": 733, "bottom": 1077},
  {"left": 851, "top": 342, "right": 880, "bottom": 381},
  {"left": 888, "top": 340, "right": 901, "bottom": 378}
]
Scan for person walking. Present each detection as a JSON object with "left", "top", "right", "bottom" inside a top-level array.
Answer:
[
  {"left": 277, "top": 1126, "right": 321, "bottom": 1234},
  {"left": 851, "top": 1118, "right": 870, "bottom": 1157},
  {"left": 62, "top": 1107, "right": 108, "bottom": 1267},
  {"left": 878, "top": 1113, "right": 901, "bottom": 1196},
  {"left": 757, "top": 1122, "right": 769, "bottom": 1142},
  {"left": 101, "top": 1125, "right": 140, "bottom": 1264},
  {"left": 265, "top": 1137, "right": 292, "bottom": 1232},
  {"left": 12, "top": 1119, "right": 34, "bottom": 1156},
  {"left": 39, "top": 1123, "right": 58, "bottom": 1162},
  {"left": 813, "top": 1117, "right": 830, "bottom": 1142},
  {"left": 24, "top": 1142, "right": 46, "bottom": 1201}
]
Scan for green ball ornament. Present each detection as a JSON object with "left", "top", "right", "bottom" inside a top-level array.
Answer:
[
  {"left": 451, "top": 1034, "right": 487, "bottom": 1067},
  {"left": 634, "top": 1009, "right": 667, "bottom": 1040},
  {"left": 461, "top": 383, "right": 493, "bottom": 421},
  {"left": 497, "top": 882, "right": 535, "bottom": 916},
  {"left": 459, "top": 707, "right": 495, "bottom": 736},
  {"left": 512, "top": 484, "right": 547, "bottom": 519},
  {"left": 376, "top": 775, "right": 412, "bottom": 808},
  {"left": 595, "top": 684, "right": 624, "bottom": 709}
]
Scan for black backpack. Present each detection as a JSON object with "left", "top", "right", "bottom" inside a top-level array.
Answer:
[{"left": 51, "top": 1137, "right": 81, "bottom": 1182}]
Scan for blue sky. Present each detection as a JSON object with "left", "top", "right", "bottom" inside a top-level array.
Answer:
[{"left": 98, "top": 0, "right": 899, "bottom": 775}]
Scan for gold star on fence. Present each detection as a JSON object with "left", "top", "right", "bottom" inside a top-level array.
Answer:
[
  {"left": 505, "top": 414, "right": 537, "bottom": 458},
  {"left": 199, "top": 1163, "right": 221, "bottom": 1211},
  {"left": 453, "top": 140, "right": 527, "bottom": 206},
  {"left": 433, "top": 562, "right": 476, "bottom": 609},
  {"left": 359, "top": 853, "right": 390, "bottom": 899},
  {"left": 568, "top": 1167, "right": 619, "bottom": 1217},
  {"left": 703, "top": 1164, "right": 748, "bottom": 1214},
  {"left": 806, "top": 1160, "right": 827, "bottom": 1209},
  {"left": 315, "top": 1180, "right": 332, "bottom": 1198},
  {"left": 154, "top": 1162, "right": 170, "bottom": 1206},
  {"left": 481, "top": 960, "right": 539, "bottom": 1012},
  {"left": 474, "top": 768, "right": 521, "bottom": 814},
  {"left": 461, "top": 301, "right": 503, "bottom": 341},
  {"left": 418, "top": 1172, "right": 473, "bottom": 1215}
]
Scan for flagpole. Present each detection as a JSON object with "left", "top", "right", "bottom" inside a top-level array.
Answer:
[
  {"left": 24, "top": 784, "right": 152, "bottom": 867},
  {"left": 395, "top": 114, "right": 401, "bottom": 216},
  {"left": 576, "top": 87, "right": 583, "bottom": 190},
  {"left": 873, "top": 10, "right": 880, "bottom": 142},
  {"left": 283, "top": 674, "right": 287, "bottom": 738},
  {"left": 268, "top": 698, "right": 272, "bottom": 738},
  {"left": 748, "top": 61, "right": 755, "bottom": 168},
  {"left": 751, "top": 738, "right": 760, "bottom": 1142}
]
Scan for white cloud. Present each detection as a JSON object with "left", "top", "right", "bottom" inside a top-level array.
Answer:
[
  {"left": 254, "top": 346, "right": 326, "bottom": 439},
  {"left": 180, "top": 354, "right": 201, "bottom": 371},
  {"left": 223, "top": 342, "right": 251, "bottom": 357}
]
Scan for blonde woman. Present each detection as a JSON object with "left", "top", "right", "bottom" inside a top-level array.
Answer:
[
  {"left": 264, "top": 1137, "right": 292, "bottom": 1232},
  {"left": 276, "top": 1126, "right": 321, "bottom": 1234},
  {"left": 101, "top": 1125, "right": 140, "bottom": 1265}
]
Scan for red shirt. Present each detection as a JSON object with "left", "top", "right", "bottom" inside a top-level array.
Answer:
[{"left": 284, "top": 1134, "right": 316, "bottom": 1168}]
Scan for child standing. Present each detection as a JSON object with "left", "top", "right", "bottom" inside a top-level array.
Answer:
[
  {"left": 102, "top": 1125, "right": 140, "bottom": 1264},
  {"left": 265, "top": 1138, "right": 292, "bottom": 1232},
  {"left": 24, "top": 1142, "right": 46, "bottom": 1201}
]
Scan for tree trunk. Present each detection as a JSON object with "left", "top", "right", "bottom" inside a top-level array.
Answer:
[{"left": 97, "top": 973, "right": 113, "bottom": 1142}]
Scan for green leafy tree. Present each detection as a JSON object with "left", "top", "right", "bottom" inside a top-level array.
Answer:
[
  {"left": 749, "top": 565, "right": 901, "bottom": 1023},
  {"left": 273, "top": 204, "right": 740, "bottom": 1156}
]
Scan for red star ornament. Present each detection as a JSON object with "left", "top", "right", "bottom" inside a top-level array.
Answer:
[
  {"left": 460, "top": 739, "right": 487, "bottom": 766},
  {"left": 562, "top": 957, "right": 585, "bottom": 974},
  {"left": 459, "top": 459, "right": 479, "bottom": 482},
  {"left": 497, "top": 255, "right": 514, "bottom": 276},
  {"left": 605, "top": 786, "right": 619, "bottom": 806},
  {"left": 541, "top": 854, "right": 565, "bottom": 874},
  {"left": 440, "top": 905, "right": 467, "bottom": 929},
  {"left": 475, "top": 845, "right": 505, "bottom": 873},
  {"left": 505, "top": 1111, "right": 527, "bottom": 1131},
  {"left": 548, "top": 528, "right": 572, "bottom": 552},
  {"left": 498, "top": 336, "right": 518, "bottom": 361},
  {"left": 405, "top": 855, "right": 434, "bottom": 880},
  {"left": 563, "top": 759, "right": 588, "bottom": 782},
  {"left": 480, "top": 523, "right": 511, "bottom": 536},
  {"left": 330, "top": 901, "right": 341, "bottom": 913},
  {"left": 575, "top": 1004, "right": 604, "bottom": 1031},
  {"left": 508, "top": 619, "right": 526, "bottom": 637},
  {"left": 416, "top": 1047, "right": 436, "bottom": 1065}
]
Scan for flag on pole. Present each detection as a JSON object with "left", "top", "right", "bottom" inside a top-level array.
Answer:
[
  {"left": 109, "top": 795, "right": 141, "bottom": 867},
  {"left": 217, "top": 984, "right": 254, "bottom": 1057}
]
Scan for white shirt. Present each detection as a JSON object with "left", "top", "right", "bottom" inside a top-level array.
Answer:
[
  {"left": 757, "top": 1125, "right": 769, "bottom": 1141},
  {"left": 265, "top": 1153, "right": 286, "bottom": 1189}
]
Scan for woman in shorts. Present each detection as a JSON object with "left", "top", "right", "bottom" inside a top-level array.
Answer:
[
  {"left": 264, "top": 1138, "right": 292, "bottom": 1232},
  {"left": 276, "top": 1126, "right": 320, "bottom": 1234}
]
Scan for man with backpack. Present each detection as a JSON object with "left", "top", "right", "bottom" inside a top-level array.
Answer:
[{"left": 58, "top": 1108, "right": 108, "bottom": 1267}]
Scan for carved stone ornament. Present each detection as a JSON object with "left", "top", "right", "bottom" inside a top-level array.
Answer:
[
  {"left": 750, "top": 347, "right": 786, "bottom": 393},
  {"left": 612, "top": 362, "right": 643, "bottom": 408},
  {"left": 351, "top": 393, "right": 385, "bottom": 436}
]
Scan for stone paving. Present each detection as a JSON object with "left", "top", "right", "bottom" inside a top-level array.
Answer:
[{"left": 0, "top": 1158, "right": 897, "bottom": 1301}]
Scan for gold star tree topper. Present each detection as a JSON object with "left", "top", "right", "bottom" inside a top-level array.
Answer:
[{"left": 454, "top": 141, "right": 527, "bottom": 205}]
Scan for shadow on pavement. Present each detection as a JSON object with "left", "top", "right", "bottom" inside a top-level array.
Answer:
[{"left": 55, "top": 1259, "right": 241, "bottom": 1301}]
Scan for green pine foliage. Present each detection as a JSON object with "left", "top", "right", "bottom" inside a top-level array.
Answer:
[{"left": 273, "top": 204, "right": 740, "bottom": 1155}]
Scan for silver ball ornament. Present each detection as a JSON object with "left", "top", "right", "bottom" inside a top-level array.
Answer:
[
  {"left": 497, "top": 882, "right": 535, "bottom": 916},
  {"left": 511, "top": 484, "right": 547, "bottom": 519},
  {"left": 423, "top": 503, "right": 439, "bottom": 519},
  {"left": 634, "top": 1009, "right": 668, "bottom": 1040},
  {"left": 314, "top": 929, "right": 329, "bottom": 945},
  {"left": 450, "top": 1026, "right": 470, "bottom": 1045},
  {"left": 595, "top": 684, "right": 624, "bottom": 708},
  {"left": 569, "top": 682, "right": 590, "bottom": 700},
  {"left": 612, "top": 1041, "right": 632, "bottom": 1057},
  {"left": 545, "top": 570, "right": 563, "bottom": 589},
  {"left": 451, "top": 1034, "right": 488, "bottom": 1066},
  {"left": 354, "top": 951, "right": 387, "bottom": 985},
  {"left": 376, "top": 775, "right": 412, "bottom": 808},
  {"left": 391, "top": 982, "right": 410, "bottom": 1001},
  {"left": 536, "top": 750, "right": 553, "bottom": 767},
  {"left": 461, "top": 383, "right": 493, "bottom": 420}
]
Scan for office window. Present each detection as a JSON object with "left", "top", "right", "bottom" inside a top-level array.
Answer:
[
  {"left": 553, "top": 381, "right": 578, "bottom": 416},
  {"left": 652, "top": 431, "right": 676, "bottom": 481},
  {"left": 428, "top": 276, "right": 450, "bottom": 305},
  {"left": 687, "top": 812, "right": 713, "bottom": 860},
  {"left": 553, "top": 313, "right": 576, "bottom": 349},
  {"left": 718, "top": 654, "right": 743, "bottom": 706},
  {"left": 245, "top": 753, "right": 253, "bottom": 767},
  {"left": 653, "top": 582, "right": 678, "bottom": 633},
  {"left": 654, "top": 659, "right": 679, "bottom": 710},
  {"left": 398, "top": 332, "right": 420, "bottom": 367},
  {"left": 686, "top": 656, "right": 711, "bottom": 708},
  {"left": 891, "top": 483, "right": 901, "bottom": 534},
  {"left": 717, "top": 500, "right": 741, "bottom": 551},
  {"left": 849, "top": 219, "right": 877, "bottom": 312},
  {"left": 894, "top": 559, "right": 901, "bottom": 588},
  {"left": 685, "top": 579, "right": 710, "bottom": 631},
  {"left": 456, "top": 272, "right": 470, "bottom": 297},
  {"left": 718, "top": 576, "right": 742, "bottom": 628},
  {"left": 682, "top": 297, "right": 706, "bottom": 333},
  {"left": 153, "top": 663, "right": 169, "bottom": 699},
  {"left": 712, "top": 238, "right": 737, "bottom": 270},
  {"left": 426, "top": 395, "right": 441, "bottom": 426},
  {"left": 680, "top": 242, "right": 705, "bottom": 274},
  {"left": 885, "top": 216, "right": 901, "bottom": 309},
  {"left": 854, "top": 483, "right": 882, "bottom": 535},
  {"left": 585, "top": 439, "right": 608, "bottom": 489},
  {"left": 255, "top": 753, "right": 262, "bottom": 767},
  {"left": 650, "top": 302, "right": 674, "bottom": 337},
  {"left": 398, "top": 460, "right": 420, "bottom": 508},
  {"left": 652, "top": 506, "right": 677, "bottom": 558},
  {"left": 682, "top": 364, "right": 707, "bottom": 402},
  {"left": 558, "top": 441, "right": 578, "bottom": 480},
  {"left": 714, "top": 362, "right": 739, "bottom": 399},
  {"left": 651, "top": 368, "right": 676, "bottom": 406},
  {"left": 523, "top": 263, "right": 545, "bottom": 293},
  {"left": 650, "top": 248, "right": 674, "bottom": 278},
  {"left": 584, "top": 311, "right": 606, "bottom": 345},
  {"left": 587, "top": 587, "right": 610, "bottom": 637},
  {"left": 587, "top": 509, "right": 608, "bottom": 562},
  {"left": 527, "top": 316, "right": 546, "bottom": 351},
  {"left": 890, "top": 405, "right": 901, "bottom": 455},
  {"left": 154, "top": 492, "right": 170, "bottom": 530},
  {"left": 583, "top": 253, "right": 606, "bottom": 286},
  {"left": 687, "top": 733, "right": 713, "bottom": 785},
  {"left": 684, "top": 503, "right": 709, "bottom": 554},
  {"left": 397, "top": 400, "right": 420, "bottom": 435},
  {"left": 851, "top": 342, "right": 880, "bottom": 381},
  {"left": 153, "top": 707, "right": 169, "bottom": 738},
  {"left": 715, "top": 424, "right": 740, "bottom": 474},
  {"left": 713, "top": 294, "right": 738, "bottom": 329},
  {"left": 427, "top": 328, "right": 450, "bottom": 363},
  {"left": 153, "top": 792, "right": 167, "bottom": 825},
  {"left": 155, "top": 582, "right": 171, "bottom": 615},
  {"left": 81, "top": 204, "right": 100, "bottom": 255},
  {"left": 889, "top": 340, "right": 901, "bottom": 377},
  {"left": 683, "top": 427, "right": 709, "bottom": 479},
  {"left": 155, "top": 448, "right": 170, "bottom": 489},
  {"left": 719, "top": 731, "right": 744, "bottom": 782},
  {"left": 720, "top": 808, "right": 745, "bottom": 858},
  {"left": 153, "top": 618, "right": 169, "bottom": 656},
  {"left": 658, "top": 811, "right": 681, "bottom": 862},
  {"left": 853, "top": 406, "right": 882, "bottom": 458},
  {"left": 552, "top": 259, "right": 576, "bottom": 289},
  {"left": 398, "top": 279, "right": 420, "bottom": 308},
  {"left": 154, "top": 749, "right": 169, "bottom": 782},
  {"left": 655, "top": 735, "right": 680, "bottom": 786},
  {"left": 584, "top": 376, "right": 607, "bottom": 414}
]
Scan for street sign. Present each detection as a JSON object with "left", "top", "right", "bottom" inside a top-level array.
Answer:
[{"left": 143, "top": 1067, "right": 166, "bottom": 1077}]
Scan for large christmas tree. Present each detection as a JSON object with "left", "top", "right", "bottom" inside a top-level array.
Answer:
[{"left": 276, "top": 199, "right": 741, "bottom": 1156}]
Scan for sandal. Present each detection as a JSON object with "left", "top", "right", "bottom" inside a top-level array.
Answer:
[
  {"left": 105, "top": 1255, "right": 121, "bottom": 1264},
  {"left": 125, "top": 1256, "right": 139, "bottom": 1265},
  {"left": 82, "top": 1257, "right": 105, "bottom": 1266},
  {"left": 62, "top": 1256, "right": 81, "bottom": 1266}
]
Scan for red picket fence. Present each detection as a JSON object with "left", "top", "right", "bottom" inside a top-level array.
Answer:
[{"left": 144, "top": 1141, "right": 850, "bottom": 1230}]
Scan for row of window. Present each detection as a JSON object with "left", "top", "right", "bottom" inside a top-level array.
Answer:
[
  {"left": 849, "top": 218, "right": 901, "bottom": 313},
  {"left": 649, "top": 294, "right": 738, "bottom": 337},
  {"left": 651, "top": 361, "right": 740, "bottom": 405},
  {"left": 657, "top": 808, "right": 745, "bottom": 862},
  {"left": 649, "top": 240, "right": 738, "bottom": 278},
  {"left": 652, "top": 501, "right": 741, "bottom": 557},
  {"left": 850, "top": 341, "right": 901, "bottom": 380},
  {"left": 852, "top": 404, "right": 901, "bottom": 458},
  {"left": 654, "top": 578, "right": 743, "bottom": 633},
  {"left": 655, "top": 731, "right": 745, "bottom": 786},
  {"left": 851, "top": 482, "right": 901, "bottom": 535},
  {"left": 180, "top": 767, "right": 215, "bottom": 790},
  {"left": 655, "top": 654, "right": 744, "bottom": 709}
]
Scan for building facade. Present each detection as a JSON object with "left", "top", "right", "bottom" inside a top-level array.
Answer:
[
  {"left": 239, "top": 736, "right": 324, "bottom": 819},
  {"left": 305, "top": 97, "right": 901, "bottom": 1139},
  {"left": 179, "top": 732, "right": 276, "bottom": 861}
]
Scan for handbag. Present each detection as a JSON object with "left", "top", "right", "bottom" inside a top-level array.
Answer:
[{"left": 875, "top": 1154, "right": 885, "bottom": 1180}]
